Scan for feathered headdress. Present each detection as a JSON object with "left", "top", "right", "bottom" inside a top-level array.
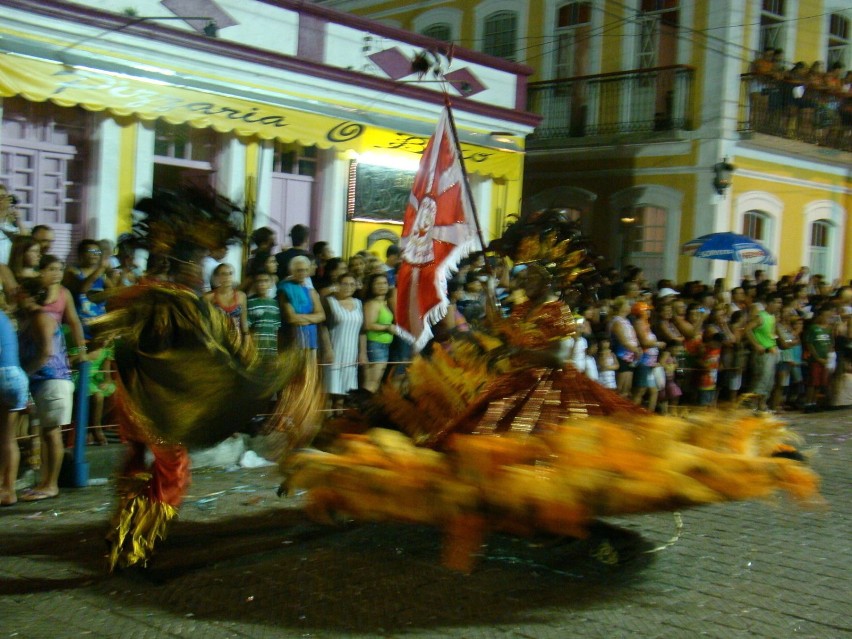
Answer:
[
  {"left": 489, "top": 208, "right": 602, "bottom": 300},
  {"left": 132, "top": 185, "right": 244, "bottom": 257}
]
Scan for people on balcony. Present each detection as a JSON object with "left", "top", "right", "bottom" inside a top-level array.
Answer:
[{"left": 746, "top": 55, "right": 851, "bottom": 149}]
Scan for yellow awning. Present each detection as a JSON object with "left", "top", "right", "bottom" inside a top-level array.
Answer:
[{"left": 0, "top": 52, "right": 521, "bottom": 180}]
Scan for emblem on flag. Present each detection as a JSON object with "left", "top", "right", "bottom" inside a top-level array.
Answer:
[{"left": 396, "top": 107, "right": 478, "bottom": 351}]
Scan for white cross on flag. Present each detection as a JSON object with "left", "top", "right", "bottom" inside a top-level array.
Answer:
[{"left": 396, "top": 107, "right": 478, "bottom": 352}]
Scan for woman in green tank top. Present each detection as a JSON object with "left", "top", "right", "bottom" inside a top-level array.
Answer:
[{"left": 362, "top": 273, "right": 395, "bottom": 392}]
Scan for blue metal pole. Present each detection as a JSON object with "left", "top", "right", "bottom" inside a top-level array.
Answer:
[{"left": 70, "top": 359, "right": 90, "bottom": 487}]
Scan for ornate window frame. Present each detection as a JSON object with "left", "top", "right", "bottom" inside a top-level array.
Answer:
[
  {"left": 474, "top": 0, "right": 528, "bottom": 63},
  {"left": 802, "top": 199, "right": 846, "bottom": 282}
]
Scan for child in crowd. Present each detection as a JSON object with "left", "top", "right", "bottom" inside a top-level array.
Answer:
[
  {"left": 596, "top": 336, "right": 618, "bottom": 390},
  {"left": 804, "top": 304, "right": 835, "bottom": 411},
  {"left": 583, "top": 333, "right": 599, "bottom": 381},
  {"left": 658, "top": 345, "right": 682, "bottom": 415},
  {"left": 698, "top": 332, "right": 723, "bottom": 407},
  {"left": 456, "top": 271, "right": 486, "bottom": 326},
  {"left": 247, "top": 272, "right": 281, "bottom": 358},
  {"left": 723, "top": 310, "right": 748, "bottom": 402}
]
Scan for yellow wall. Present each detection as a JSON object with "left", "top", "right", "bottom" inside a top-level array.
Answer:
[
  {"left": 731, "top": 155, "right": 850, "bottom": 280},
  {"left": 116, "top": 116, "right": 137, "bottom": 235}
]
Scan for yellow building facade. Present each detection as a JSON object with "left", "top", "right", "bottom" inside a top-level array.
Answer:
[
  {"left": 319, "top": 0, "right": 852, "bottom": 287},
  {"left": 0, "top": 0, "right": 536, "bottom": 266}
]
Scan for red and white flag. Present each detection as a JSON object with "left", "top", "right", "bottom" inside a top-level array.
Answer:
[{"left": 396, "top": 107, "right": 478, "bottom": 352}]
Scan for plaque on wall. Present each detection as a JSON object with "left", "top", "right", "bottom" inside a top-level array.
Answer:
[{"left": 346, "top": 160, "right": 414, "bottom": 224}]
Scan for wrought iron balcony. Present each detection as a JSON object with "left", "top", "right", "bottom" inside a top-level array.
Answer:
[
  {"left": 738, "top": 73, "right": 852, "bottom": 151},
  {"left": 526, "top": 65, "right": 694, "bottom": 145}
]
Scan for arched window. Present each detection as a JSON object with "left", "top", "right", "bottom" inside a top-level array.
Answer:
[
  {"left": 742, "top": 210, "right": 768, "bottom": 241},
  {"left": 808, "top": 220, "right": 831, "bottom": 279},
  {"left": 421, "top": 23, "right": 451, "bottom": 42},
  {"left": 742, "top": 210, "right": 770, "bottom": 278},
  {"left": 828, "top": 13, "right": 850, "bottom": 67},
  {"left": 760, "top": 0, "right": 786, "bottom": 54},
  {"left": 483, "top": 11, "right": 517, "bottom": 60},
  {"left": 554, "top": 2, "right": 592, "bottom": 79},
  {"left": 620, "top": 205, "right": 667, "bottom": 286}
]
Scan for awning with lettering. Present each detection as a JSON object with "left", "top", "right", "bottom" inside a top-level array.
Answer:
[{"left": 0, "top": 52, "right": 522, "bottom": 180}]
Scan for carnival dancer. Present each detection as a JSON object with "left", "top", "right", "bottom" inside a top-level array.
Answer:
[
  {"left": 282, "top": 106, "right": 820, "bottom": 574},
  {"left": 93, "top": 187, "right": 321, "bottom": 570}
]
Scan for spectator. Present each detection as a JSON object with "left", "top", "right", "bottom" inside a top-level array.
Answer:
[
  {"left": 697, "top": 332, "right": 723, "bottom": 407},
  {"left": 115, "top": 243, "right": 141, "bottom": 287},
  {"left": 609, "top": 296, "right": 642, "bottom": 397},
  {"left": 247, "top": 227, "right": 277, "bottom": 274},
  {"left": 596, "top": 336, "right": 618, "bottom": 390},
  {"left": 362, "top": 272, "right": 395, "bottom": 393},
  {"left": 456, "top": 271, "right": 486, "bottom": 326},
  {"left": 8, "top": 235, "right": 41, "bottom": 281},
  {"left": 803, "top": 304, "right": 836, "bottom": 411},
  {"left": 276, "top": 224, "right": 311, "bottom": 282},
  {"left": 16, "top": 276, "right": 74, "bottom": 502},
  {"left": 775, "top": 305, "right": 803, "bottom": 410},
  {"left": 0, "top": 185, "right": 22, "bottom": 265},
  {"left": 279, "top": 255, "right": 325, "bottom": 363},
  {"left": 658, "top": 345, "right": 682, "bottom": 415},
  {"left": 432, "top": 280, "right": 469, "bottom": 344},
  {"left": 655, "top": 301, "right": 684, "bottom": 347},
  {"left": 319, "top": 273, "right": 364, "bottom": 410},
  {"left": 383, "top": 244, "right": 401, "bottom": 288},
  {"left": 348, "top": 254, "right": 366, "bottom": 299},
  {"left": 246, "top": 272, "right": 281, "bottom": 358},
  {"left": 201, "top": 246, "right": 227, "bottom": 294},
  {"left": 30, "top": 225, "right": 54, "bottom": 257},
  {"left": 315, "top": 257, "right": 347, "bottom": 297},
  {"left": 312, "top": 241, "right": 333, "bottom": 284},
  {"left": 0, "top": 309, "right": 28, "bottom": 506},
  {"left": 722, "top": 309, "right": 749, "bottom": 403},
  {"left": 63, "top": 239, "right": 114, "bottom": 340},
  {"left": 631, "top": 301, "right": 663, "bottom": 413},
  {"left": 746, "top": 295, "right": 782, "bottom": 413},
  {"left": 205, "top": 263, "right": 248, "bottom": 336}
]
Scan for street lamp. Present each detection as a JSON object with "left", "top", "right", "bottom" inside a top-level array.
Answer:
[{"left": 713, "top": 158, "right": 735, "bottom": 195}]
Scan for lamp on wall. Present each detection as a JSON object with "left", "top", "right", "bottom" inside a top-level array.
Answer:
[{"left": 713, "top": 158, "right": 735, "bottom": 195}]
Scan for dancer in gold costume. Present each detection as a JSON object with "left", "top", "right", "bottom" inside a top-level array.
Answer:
[
  {"left": 283, "top": 209, "right": 822, "bottom": 573},
  {"left": 93, "top": 187, "right": 320, "bottom": 570}
]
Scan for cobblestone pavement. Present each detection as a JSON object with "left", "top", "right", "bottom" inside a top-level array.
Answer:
[{"left": 1, "top": 410, "right": 849, "bottom": 639}]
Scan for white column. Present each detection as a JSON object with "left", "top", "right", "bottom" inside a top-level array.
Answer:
[
  {"left": 316, "top": 150, "right": 348, "bottom": 257},
  {"left": 214, "top": 135, "right": 247, "bottom": 203},
  {"left": 470, "top": 176, "right": 493, "bottom": 249},
  {"left": 87, "top": 115, "right": 122, "bottom": 240},
  {"left": 690, "top": 0, "right": 746, "bottom": 284},
  {"left": 254, "top": 141, "right": 274, "bottom": 230},
  {"left": 133, "top": 122, "right": 155, "bottom": 199},
  {"left": 215, "top": 137, "right": 248, "bottom": 279}
]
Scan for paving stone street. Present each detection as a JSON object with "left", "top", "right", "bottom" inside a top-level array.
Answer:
[{"left": 1, "top": 409, "right": 849, "bottom": 639}]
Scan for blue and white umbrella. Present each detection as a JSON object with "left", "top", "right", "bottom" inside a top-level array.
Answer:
[{"left": 681, "top": 232, "right": 776, "bottom": 265}]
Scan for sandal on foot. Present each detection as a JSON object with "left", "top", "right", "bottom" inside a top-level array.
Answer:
[{"left": 20, "top": 489, "right": 58, "bottom": 502}]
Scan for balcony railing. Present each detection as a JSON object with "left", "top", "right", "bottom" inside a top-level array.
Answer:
[
  {"left": 738, "top": 73, "right": 852, "bottom": 151},
  {"left": 527, "top": 65, "right": 694, "bottom": 143}
]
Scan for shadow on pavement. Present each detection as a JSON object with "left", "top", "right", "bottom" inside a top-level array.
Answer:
[{"left": 2, "top": 507, "right": 657, "bottom": 633}]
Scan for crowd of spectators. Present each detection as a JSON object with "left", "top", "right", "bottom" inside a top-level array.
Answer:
[
  {"left": 747, "top": 47, "right": 852, "bottom": 146},
  {"left": 243, "top": 224, "right": 852, "bottom": 422},
  {"left": 3, "top": 213, "right": 852, "bottom": 506}
]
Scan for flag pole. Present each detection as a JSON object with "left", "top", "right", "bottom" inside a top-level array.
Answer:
[
  {"left": 442, "top": 96, "right": 501, "bottom": 320},
  {"left": 443, "top": 96, "right": 489, "bottom": 260}
]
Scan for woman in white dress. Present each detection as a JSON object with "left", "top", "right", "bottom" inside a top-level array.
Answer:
[{"left": 320, "top": 273, "right": 365, "bottom": 410}]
